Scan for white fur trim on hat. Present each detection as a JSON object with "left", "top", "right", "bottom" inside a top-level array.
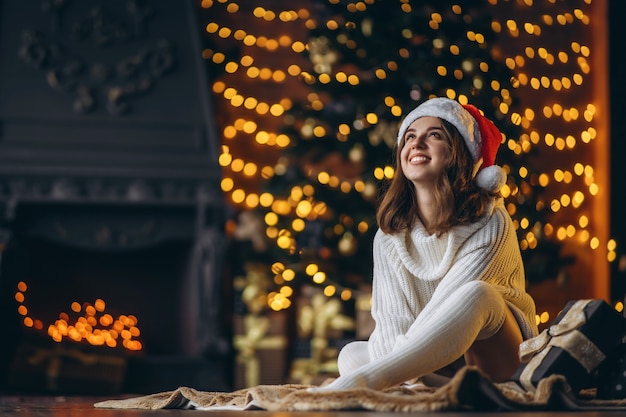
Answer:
[{"left": 397, "top": 97, "right": 482, "bottom": 163}]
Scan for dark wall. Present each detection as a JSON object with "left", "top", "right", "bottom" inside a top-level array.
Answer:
[{"left": 0, "top": 0, "right": 231, "bottom": 394}]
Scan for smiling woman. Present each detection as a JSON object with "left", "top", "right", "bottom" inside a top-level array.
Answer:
[{"left": 308, "top": 97, "right": 537, "bottom": 392}]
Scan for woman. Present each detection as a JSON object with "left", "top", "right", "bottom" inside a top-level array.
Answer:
[{"left": 313, "top": 97, "right": 538, "bottom": 391}]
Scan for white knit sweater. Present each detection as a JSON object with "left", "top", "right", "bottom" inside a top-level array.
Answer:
[{"left": 368, "top": 197, "right": 538, "bottom": 361}]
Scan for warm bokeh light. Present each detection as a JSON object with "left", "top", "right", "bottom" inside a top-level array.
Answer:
[
  {"left": 15, "top": 282, "right": 142, "bottom": 351},
  {"left": 201, "top": 0, "right": 606, "bottom": 312}
]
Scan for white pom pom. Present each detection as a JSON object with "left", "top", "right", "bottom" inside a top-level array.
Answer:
[{"left": 475, "top": 165, "right": 506, "bottom": 192}]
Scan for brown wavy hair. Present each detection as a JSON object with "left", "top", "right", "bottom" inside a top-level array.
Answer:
[{"left": 376, "top": 119, "right": 495, "bottom": 236}]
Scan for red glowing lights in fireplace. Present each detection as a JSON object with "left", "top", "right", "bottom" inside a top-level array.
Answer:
[{"left": 14, "top": 281, "right": 143, "bottom": 351}]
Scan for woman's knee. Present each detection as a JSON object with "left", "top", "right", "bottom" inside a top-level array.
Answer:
[
  {"left": 458, "top": 281, "right": 507, "bottom": 339},
  {"left": 337, "top": 341, "right": 370, "bottom": 376},
  {"left": 459, "top": 280, "right": 500, "bottom": 301}
]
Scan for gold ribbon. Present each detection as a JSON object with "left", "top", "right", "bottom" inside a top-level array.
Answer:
[
  {"left": 298, "top": 294, "right": 354, "bottom": 338},
  {"left": 233, "top": 315, "right": 287, "bottom": 388},
  {"left": 290, "top": 294, "right": 355, "bottom": 383},
  {"left": 289, "top": 357, "right": 339, "bottom": 385},
  {"left": 297, "top": 294, "right": 355, "bottom": 362},
  {"left": 517, "top": 299, "right": 606, "bottom": 392}
]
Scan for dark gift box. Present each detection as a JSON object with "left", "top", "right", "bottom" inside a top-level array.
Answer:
[
  {"left": 597, "top": 343, "right": 626, "bottom": 399},
  {"left": 512, "top": 299, "right": 626, "bottom": 393},
  {"left": 7, "top": 343, "right": 127, "bottom": 394},
  {"left": 233, "top": 312, "right": 288, "bottom": 389}
]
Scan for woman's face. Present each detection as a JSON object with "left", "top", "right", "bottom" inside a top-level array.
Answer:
[{"left": 399, "top": 116, "right": 451, "bottom": 188}]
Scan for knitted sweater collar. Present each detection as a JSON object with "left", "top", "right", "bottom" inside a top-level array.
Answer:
[{"left": 389, "top": 198, "right": 498, "bottom": 281}]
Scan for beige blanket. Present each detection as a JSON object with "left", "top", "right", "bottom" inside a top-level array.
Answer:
[{"left": 95, "top": 366, "right": 626, "bottom": 412}]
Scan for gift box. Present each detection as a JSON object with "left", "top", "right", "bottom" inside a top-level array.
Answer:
[
  {"left": 597, "top": 343, "right": 626, "bottom": 399},
  {"left": 512, "top": 299, "right": 626, "bottom": 393},
  {"left": 7, "top": 343, "right": 127, "bottom": 394},
  {"left": 287, "top": 286, "right": 355, "bottom": 384},
  {"left": 597, "top": 294, "right": 626, "bottom": 400},
  {"left": 233, "top": 311, "right": 288, "bottom": 389}
]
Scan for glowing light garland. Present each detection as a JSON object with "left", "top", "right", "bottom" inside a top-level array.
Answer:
[
  {"left": 14, "top": 281, "right": 143, "bottom": 351},
  {"left": 202, "top": 0, "right": 613, "bottom": 321}
]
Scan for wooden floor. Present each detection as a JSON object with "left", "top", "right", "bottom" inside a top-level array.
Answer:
[{"left": 0, "top": 395, "right": 622, "bottom": 417}]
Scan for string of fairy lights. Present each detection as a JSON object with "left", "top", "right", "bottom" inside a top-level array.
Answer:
[
  {"left": 490, "top": 0, "right": 605, "bottom": 256},
  {"left": 490, "top": 0, "right": 619, "bottom": 318},
  {"left": 14, "top": 281, "right": 143, "bottom": 351},
  {"left": 200, "top": 0, "right": 619, "bottom": 321},
  {"left": 483, "top": 1, "right": 618, "bottom": 315}
]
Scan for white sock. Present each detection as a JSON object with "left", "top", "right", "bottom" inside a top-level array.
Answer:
[{"left": 315, "top": 281, "right": 507, "bottom": 391}]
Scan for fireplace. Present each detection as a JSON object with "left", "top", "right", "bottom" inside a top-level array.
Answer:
[{"left": 0, "top": 1, "right": 231, "bottom": 394}]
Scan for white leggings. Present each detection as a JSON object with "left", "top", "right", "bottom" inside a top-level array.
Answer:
[{"left": 329, "top": 281, "right": 509, "bottom": 390}]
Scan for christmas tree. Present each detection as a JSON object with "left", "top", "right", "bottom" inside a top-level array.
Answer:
[{"left": 261, "top": 0, "right": 571, "bottom": 302}]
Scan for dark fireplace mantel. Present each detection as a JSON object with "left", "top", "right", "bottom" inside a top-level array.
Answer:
[{"left": 0, "top": 0, "right": 230, "bottom": 393}]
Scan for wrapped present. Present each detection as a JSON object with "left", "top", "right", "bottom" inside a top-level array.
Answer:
[
  {"left": 512, "top": 299, "right": 626, "bottom": 393},
  {"left": 231, "top": 262, "right": 289, "bottom": 388},
  {"left": 597, "top": 295, "right": 626, "bottom": 400},
  {"left": 7, "top": 343, "right": 126, "bottom": 394},
  {"left": 288, "top": 287, "right": 355, "bottom": 384},
  {"left": 597, "top": 343, "right": 626, "bottom": 399},
  {"left": 233, "top": 312, "right": 288, "bottom": 389}
]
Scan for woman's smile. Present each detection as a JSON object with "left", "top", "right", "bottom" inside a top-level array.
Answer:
[{"left": 408, "top": 153, "right": 431, "bottom": 164}]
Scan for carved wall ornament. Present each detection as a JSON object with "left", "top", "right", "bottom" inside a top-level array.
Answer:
[{"left": 18, "top": 1, "right": 175, "bottom": 116}]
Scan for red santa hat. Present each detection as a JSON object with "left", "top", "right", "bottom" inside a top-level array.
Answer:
[{"left": 397, "top": 97, "right": 507, "bottom": 192}]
